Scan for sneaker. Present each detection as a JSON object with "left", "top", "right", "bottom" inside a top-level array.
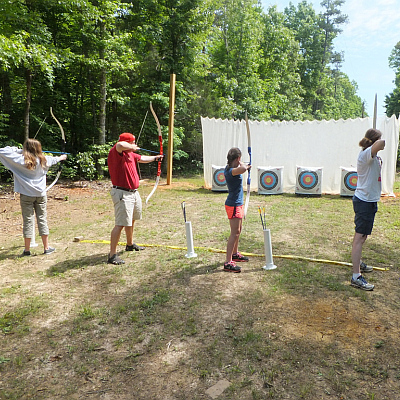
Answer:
[
  {"left": 223, "top": 261, "right": 241, "bottom": 273},
  {"left": 351, "top": 275, "right": 374, "bottom": 291},
  {"left": 22, "top": 250, "right": 31, "bottom": 257},
  {"left": 125, "top": 243, "right": 145, "bottom": 251},
  {"left": 44, "top": 247, "right": 55, "bottom": 255},
  {"left": 232, "top": 252, "right": 249, "bottom": 262},
  {"left": 360, "top": 261, "right": 373, "bottom": 273}
]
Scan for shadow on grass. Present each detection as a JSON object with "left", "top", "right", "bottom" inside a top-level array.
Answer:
[
  {"left": 46, "top": 253, "right": 108, "bottom": 276},
  {"left": 0, "top": 246, "right": 27, "bottom": 261}
]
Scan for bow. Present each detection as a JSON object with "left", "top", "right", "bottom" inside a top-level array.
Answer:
[
  {"left": 145, "top": 102, "right": 163, "bottom": 204},
  {"left": 244, "top": 111, "right": 251, "bottom": 219},
  {"left": 46, "top": 107, "right": 66, "bottom": 192}
]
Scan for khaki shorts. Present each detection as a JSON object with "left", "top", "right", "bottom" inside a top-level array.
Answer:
[
  {"left": 20, "top": 194, "right": 49, "bottom": 238},
  {"left": 110, "top": 187, "right": 142, "bottom": 226}
]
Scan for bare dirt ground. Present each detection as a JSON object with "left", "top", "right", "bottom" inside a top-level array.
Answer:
[{"left": 1, "top": 180, "right": 400, "bottom": 399}]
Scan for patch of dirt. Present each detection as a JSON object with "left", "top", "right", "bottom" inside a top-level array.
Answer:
[{"left": 1, "top": 180, "right": 400, "bottom": 399}]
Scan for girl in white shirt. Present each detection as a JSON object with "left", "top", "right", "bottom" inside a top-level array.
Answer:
[
  {"left": 0, "top": 139, "right": 67, "bottom": 256},
  {"left": 351, "top": 129, "right": 385, "bottom": 291}
]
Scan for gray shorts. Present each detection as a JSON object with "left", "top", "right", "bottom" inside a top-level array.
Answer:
[
  {"left": 110, "top": 187, "right": 142, "bottom": 226},
  {"left": 19, "top": 194, "right": 49, "bottom": 238}
]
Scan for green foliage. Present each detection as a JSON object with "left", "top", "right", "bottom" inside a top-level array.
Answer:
[
  {"left": 74, "top": 143, "right": 112, "bottom": 180},
  {"left": 0, "top": 0, "right": 368, "bottom": 174},
  {"left": 385, "top": 41, "right": 400, "bottom": 119}
]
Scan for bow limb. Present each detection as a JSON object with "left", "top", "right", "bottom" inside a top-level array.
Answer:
[
  {"left": 146, "top": 102, "right": 163, "bottom": 204},
  {"left": 46, "top": 107, "right": 66, "bottom": 192},
  {"left": 244, "top": 112, "right": 251, "bottom": 219}
]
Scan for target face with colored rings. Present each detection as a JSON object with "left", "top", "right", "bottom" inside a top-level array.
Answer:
[
  {"left": 260, "top": 170, "right": 279, "bottom": 190},
  {"left": 344, "top": 171, "right": 358, "bottom": 191},
  {"left": 298, "top": 171, "right": 318, "bottom": 190},
  {"left": 213, "top": 169, "right": 226, "bottom": 187}
]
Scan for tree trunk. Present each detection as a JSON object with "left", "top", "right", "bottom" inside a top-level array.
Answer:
[
  {"left": 24, "top": 68, "right": 32, "bottom": 139},
  {"left": 98, "top": 20, "right": 106, "bottom": 145},
  {"left": 98, "top": 67, "right": 106, "bottom": 145}
]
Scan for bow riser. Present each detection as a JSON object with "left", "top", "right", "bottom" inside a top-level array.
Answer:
[{"left": 244, "top": 112, "right": 251, "bottom": 219}]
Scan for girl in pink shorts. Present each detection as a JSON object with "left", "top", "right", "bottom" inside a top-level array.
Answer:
[{"left": 223, "top": 148, "right": 251, "bottom": 272}]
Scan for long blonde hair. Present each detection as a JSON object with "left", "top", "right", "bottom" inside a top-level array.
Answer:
[{"left": 23, "top": 139, "right": 47, "bottom": 170}]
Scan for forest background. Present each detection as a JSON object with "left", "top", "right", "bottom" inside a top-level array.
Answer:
[{"left": 1, "top": 0, "right": 400, "bottom": 183}]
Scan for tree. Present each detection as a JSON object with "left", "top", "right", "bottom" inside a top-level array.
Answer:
[
  {"left": 206, "top": 0, "right": 266, "bottom": 119},
  {"left": 0, "top": 0, "right": 57, "bottom": 140},
  {"left": 385, "top": 41, "right": 400, "bottom": 118},
  {"left": 259, "top": 5, "right": 304, "bottom": 120},
  {"left": 283, "top": 0, "right": 350, "bottom": 119}
]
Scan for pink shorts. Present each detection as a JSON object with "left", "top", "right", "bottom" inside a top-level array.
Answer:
[{"left": 225, "top": 205, "right": 244, "bottom": 219}]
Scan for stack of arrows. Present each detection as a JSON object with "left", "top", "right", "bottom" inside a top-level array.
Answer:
[
  {"left": 258, "top": 206, "right": 267, "bottom": 230},
  {"left": 181, "top": 201, "right": 187, "bottom": 222}
]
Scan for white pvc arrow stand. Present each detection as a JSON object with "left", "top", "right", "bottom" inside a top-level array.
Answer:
[
  {"left": 185, "top": 221, "right": 197, "bottom": 258},
  {"left": 262, "top": 229, "right": 277, "bottom": 270},
  {"left": 31, "top": 224, "right": 38, "bottom": 247}
]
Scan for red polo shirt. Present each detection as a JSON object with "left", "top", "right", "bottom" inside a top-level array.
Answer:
[{"left": 107, "top": 145, "right": 141, "bottom": 190}]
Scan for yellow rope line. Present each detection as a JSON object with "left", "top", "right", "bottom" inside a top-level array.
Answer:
[{"left": 75, "top": 239, "right": 389, "bottom": 271}]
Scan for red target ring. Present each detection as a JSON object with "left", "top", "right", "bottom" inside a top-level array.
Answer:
[
  {"left": 344, "top": 171, "right": 357, "bottom": 191},
  {"left": 213, "top": 169, "right": 226, "bottom": 187},
  {"left": 260, "top": 171, "right": 278, "bottom": 190},
  {"left": 298, "top": 170, "right": 318, "bottom": 190}
]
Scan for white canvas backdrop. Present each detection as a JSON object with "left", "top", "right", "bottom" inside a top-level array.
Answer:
[{"left": 201, "top": 115, "right": 399, "bottom": 196}]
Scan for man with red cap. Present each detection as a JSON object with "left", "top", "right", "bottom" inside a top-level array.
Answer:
[{"left": 107, "top": 132, "right": 163, "bottom": 265}]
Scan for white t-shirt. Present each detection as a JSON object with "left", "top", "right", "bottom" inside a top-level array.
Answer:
[
  {"left": 354, "top": 147, "right": 382, "bottom": 202},
  {"left": 0, "top": 146, "right": 59, "bottom": 197}
]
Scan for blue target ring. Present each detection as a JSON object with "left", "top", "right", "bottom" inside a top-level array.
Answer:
[
  {"left": 298, "top": 170, "right": 318, "bottom": 190},
  {"left": 213, "top": 169, "right": 226, "bottom": 187},
  {"left": 344, "top": 172, "right": 357, "bottom": 191},
  {"left": 260, "top": 171, "right": 278, "bottom": 190}
]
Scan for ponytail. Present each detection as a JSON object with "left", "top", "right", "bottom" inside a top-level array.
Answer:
[
  {"left": 226, "top": 147, "right": 241, "bottom": 168},
  {"left": 359, "top": 128, "right": 382, "bottom": 150}
]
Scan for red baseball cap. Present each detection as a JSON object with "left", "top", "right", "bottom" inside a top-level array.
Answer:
[{"left": 118, "top": 132, "right": 135, "bottom": 142}]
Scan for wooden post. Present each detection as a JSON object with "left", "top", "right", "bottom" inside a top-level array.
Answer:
[
  {"left": 373, "top": 93, "right": 377, "bottom": 129},
  {"left": 167, "top": 73, "right": 176, "bottom": 185}
]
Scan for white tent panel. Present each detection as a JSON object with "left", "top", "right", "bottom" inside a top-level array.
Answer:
[{"left": 201, "top": 115, "right": 399, "bottom": 196}]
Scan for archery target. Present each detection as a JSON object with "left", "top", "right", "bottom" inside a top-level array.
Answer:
[
  {"left": 340, "top": 168, "right": 358, "bottom": 196},
  {"left": 295, "top": 166, "right": 322, "bottom": 195},
  {"left": 211, "top": 165, "right": 228, "bottom": 192},
  {"left": 258, "top": 167, "right": 283, "bottom": 195}
]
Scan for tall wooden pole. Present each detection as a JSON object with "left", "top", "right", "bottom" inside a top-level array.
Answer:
[
  {"left": 373, "top": 93, "right": 377, "bottom": 129},
  {"left": 167, "top": 73, "right": 176, "bottom": 185}
]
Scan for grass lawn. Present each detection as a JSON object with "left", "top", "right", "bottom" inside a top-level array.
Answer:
[{"left": 1, "top": 174, "right": 400, "bottom": 399}]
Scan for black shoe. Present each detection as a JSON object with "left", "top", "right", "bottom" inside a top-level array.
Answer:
[
  {"left": 223, "top": 261, "right": 241, "bottom": 273},
  {"left": 232, "top": 252, "right": 249, "bottom": 262},
  {"left": 108, "top": 254, "right": 125, "bottom": 265},
  {"left": 22, "top": 250, "right": 31, "bottom": 257},
  {"left": 125, "top": 243, "right": 145, "bottom": 251}
]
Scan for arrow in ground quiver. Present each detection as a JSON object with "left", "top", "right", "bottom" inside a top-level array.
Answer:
[
  {"left": 46, "top": 107, "right": 66, "bottom": 192},
  {"left": 145, "top": 102, "right": 163, "bottom": 204},
  {"left": 244, "top": 111, "right": 251, "bottom": 219}
]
